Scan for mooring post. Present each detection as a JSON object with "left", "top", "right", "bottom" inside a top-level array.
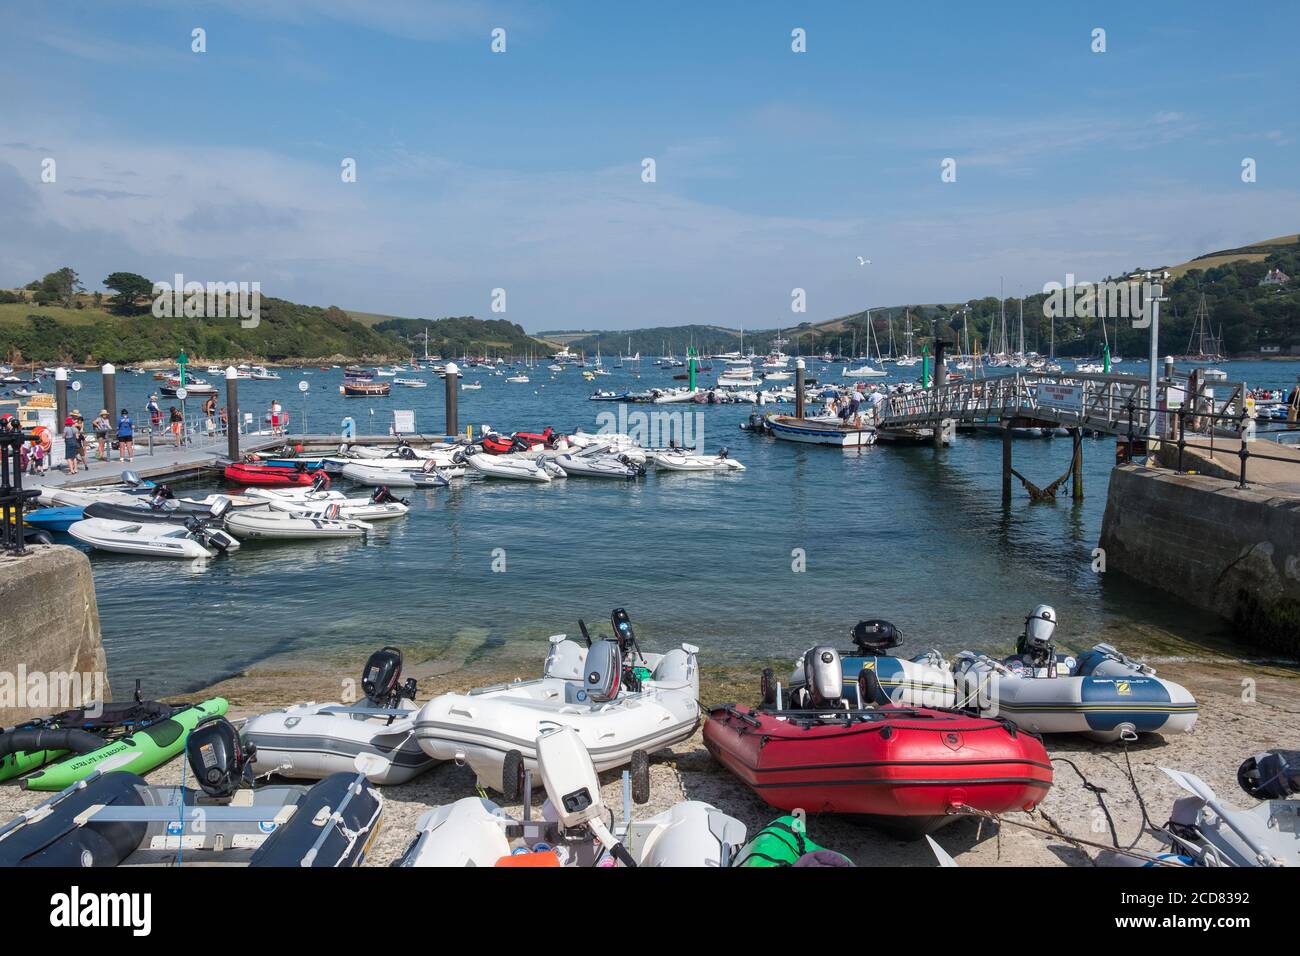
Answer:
[
  {"left": 444, "top": 361, "right": 459, "bottom": 438},
  {"left": 101, "top": 363, "right": 117, "bottom": 428},
  {"left": 794, "top": 358, "right": 805, "bottom": 419},
  {"left": 225, "top": 366, "right": 240, "bottom": 461},
  {"left": 55, "top": 367, "right": 68, "bottom": 428},
  {"left": 1070, "top": 427, "right": 1083, "bottom": 500},
  {"left": 1001, "top": 419, "right": 1012, "bottom": 504}
]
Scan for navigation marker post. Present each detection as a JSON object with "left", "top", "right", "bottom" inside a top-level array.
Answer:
[
  {"left": 794, "top": 358, "right": 805, "bottom": 419},
  {"left": 101, "top": 364, "right": 117, "bottom": 428}
]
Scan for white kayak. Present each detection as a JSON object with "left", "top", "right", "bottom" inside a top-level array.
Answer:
[
  {"left": 340, "top": 462, "right": 458, "bottom": 488},
  {"left": 243, "top": 648, "right": 436, "bottom": 785},
  {"left": 554, "top": 452, "right": 645, "bottom": 479},
  {"left": 465, "top": 453, "right": 566, "bottom": 482},
  {"left": 68, "top": 517, "right": 237, "bottom": 559},
  {"left": 649, "top": 450, "right": 745, "bottom": 472},
  {"left": 415, "top": 611, "right": 699, "bottom": 792},
  {"left": 225, "top": 508, "right": 372, "bottom": 540}
]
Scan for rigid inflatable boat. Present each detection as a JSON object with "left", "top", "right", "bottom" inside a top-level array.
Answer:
[
  {"left": 399, "top": 724, "right": 743, "bottom": 867},
  {"left": 0, "top": 718, "right": 382, "bottom": 867},
  {"left": 18, "top": 698, "right": 229, "bottom": 790},
  {"left": 243, "top": 647, "right": 437, "bottom": 785},
  {"left": 649, "top": 449, "right": 745, "bottom": 471},
  {"left": 465, "top": 452, "right": 565, "bottom": 482},
  {"left": 340, "top": 461, "right": 457, "bottom": 487},
  {"left": 554, "top": 452, "right": 645, "bottom": 479},
  {"left": 847, "top": 611, "right": 1199, "bottom": 742},
  {"left": 224, "top": 506, "right": 372, "bottom": 540},
  {"left": 68, "top": 513, "right": 239, "bottom": 559},
  {"left": 262, "top": 486, "right": 409, "bottom": 521},
  {"left": 414, "top": 609, "right": 700, "bottom": 793},
  {"left": 706, "top": 646, "right": 1052, "bottom": 836}
]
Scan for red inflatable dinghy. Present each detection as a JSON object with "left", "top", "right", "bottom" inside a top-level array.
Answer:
[
  {"left": 704, "top": 647, "right": 1052, "bottom": 835},
  {"left": 223, "top": 462, "right": 317, "bottom": 486}
]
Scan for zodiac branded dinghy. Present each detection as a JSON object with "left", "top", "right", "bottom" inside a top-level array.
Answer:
[
  {"left": 224, "top": 504, "right": 372, "bottom": 540},
  {"left": 414, "top": 609, "right": 699, "bottom": 794},
  {"left": 243, "top": 647, "right": 437, "bottom": 785}
]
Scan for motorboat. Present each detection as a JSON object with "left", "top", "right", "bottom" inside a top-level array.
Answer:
[
  {"left": 465, "top": 452, "right": 565, "bottom": 482},
  {"left": 224, "top": 505, "right": 372, "bottom": 540},
  {"left": 68, "top": 512, "right": 239, "bottom": 559},
  {"left": 414, "top": 610, "right": 700, "bottom": 794},
  {"left": 766, "top": 414, "right": 877, "bottom": 447},
  {"left": 649, "top": 448, "right": 745, "bottom": 471},
  {"left": 705, "top": 645, "right": 1052, "bottom": 836},
  {"left": 243, "top": 648, "right": 436, "bottom": 786}
]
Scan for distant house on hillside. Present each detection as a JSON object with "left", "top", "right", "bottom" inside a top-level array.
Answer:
[{"left": 1259, "top": 268, "right": 1290, "bottom": 286}]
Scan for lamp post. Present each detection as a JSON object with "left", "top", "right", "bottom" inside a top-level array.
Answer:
[{"left": 1133, "top": 272, "right": 1168, "bottom": 439}]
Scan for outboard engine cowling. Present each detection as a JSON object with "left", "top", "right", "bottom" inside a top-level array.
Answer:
[
  {"left": 852, "top": 620, "right": 901, "bottom": 654},
  {"left": 1238, "top": 749, "right": 1300, "bottom": 800},
  {"left": 803, "top": 646, "right": 843, "bottom": 708},
  {"left": 187, "top": 716, "right": 254, "bottom": 798},
  {"left": 583, "top": 640, "right": 622, "bottom": 702},
  {"left": 362, "top": 646, "right": 411, "bottom": 707},
  {"left": 610, "top": 608, "right": 635, "bottom": 655}
]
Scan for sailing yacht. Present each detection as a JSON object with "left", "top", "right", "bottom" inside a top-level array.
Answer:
[{"left": 895, "top": 311, "right": 920, "bottom": 367}]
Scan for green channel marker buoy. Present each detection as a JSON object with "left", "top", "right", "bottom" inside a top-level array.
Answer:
[{"left": 687, "top": 346, "right": 696, "bottom": 390}]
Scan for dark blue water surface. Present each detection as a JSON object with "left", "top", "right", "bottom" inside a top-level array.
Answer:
[{"left": 28, "top": 358, "right": 1300, "bottom": 694}]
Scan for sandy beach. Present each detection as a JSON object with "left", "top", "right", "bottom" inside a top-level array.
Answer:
[{"left": 3, "top": 653, "right": 1295, "bottom": 867}]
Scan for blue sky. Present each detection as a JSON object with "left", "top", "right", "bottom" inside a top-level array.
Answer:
[{"left": 1, "top": 0, "right": 1296, "bottom": 330}]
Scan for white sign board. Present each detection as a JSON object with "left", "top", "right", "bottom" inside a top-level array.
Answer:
[
  {"left": 393, "top": 410, "right": 415, "bottom": 434},
  {"left": 1039, "top": 383, "right": 1083, "bottom": 412}
]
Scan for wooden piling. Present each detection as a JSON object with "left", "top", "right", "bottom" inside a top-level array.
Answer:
[
  {"left": 1002, "top": 420, "right": 1012, "bottom": 504},
  {"left": 1070, "top": 427, "right": 1084, "bottom": 500}
]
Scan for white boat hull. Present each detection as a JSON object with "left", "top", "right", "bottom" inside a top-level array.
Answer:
[{"left": 68, "top": 518, "right": 216, "bottom": 559}]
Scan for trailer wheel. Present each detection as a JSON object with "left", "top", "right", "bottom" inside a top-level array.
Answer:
[
  {"left": 501, "top": 750, "right": 525, "bottom": 801},
  {"left": 631, "top": 749, "right": 650, "bottom": 805}
]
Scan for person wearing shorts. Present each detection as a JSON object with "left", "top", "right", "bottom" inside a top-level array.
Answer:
[{"left": 117, "top": 409, "right": 134, "bottom": 462}]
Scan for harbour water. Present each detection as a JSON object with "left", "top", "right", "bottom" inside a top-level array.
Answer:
[{"left": 28, "top": 358, "right": 1300, "bottom": 695}]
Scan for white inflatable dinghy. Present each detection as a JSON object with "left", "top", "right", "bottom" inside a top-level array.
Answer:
[
  {"left": 243, "top": 648, "right": 437, "bottom": 785},
  {"left": 224, "top": 506, "right": 372, "bottom": 540},
  {"left": 68, "top": 514, "right": 238, "bottom": 559},
  {"left": 650, "top": 449, "right": 745, "bottom": 471},
  {"left": 465, "top": 452, "right": 565, "bottom": 482},
  {"left": 414, "top": 609, "right": 699, "bottom": 793},
  {"left": 555, "top": 452, "right": 645, "bottom": 479},
  {"left": 341, "top": 462, "right": 456, "bottom": 487}
]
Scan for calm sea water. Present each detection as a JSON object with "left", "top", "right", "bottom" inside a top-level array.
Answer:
[{"left": 29, "top": 358, "right": 1300, "bottom": 695}]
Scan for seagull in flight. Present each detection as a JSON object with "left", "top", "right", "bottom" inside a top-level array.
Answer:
[{"left": 857, "top": 256, "right": 872, "bottom": 266}]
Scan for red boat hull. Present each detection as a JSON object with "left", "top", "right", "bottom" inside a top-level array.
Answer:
[
  {"left": 223, "top": 463, "right": 316, "bottom": 486},
  {"left": 704, "top": 705, "right": 1052, "bottom": 835}
]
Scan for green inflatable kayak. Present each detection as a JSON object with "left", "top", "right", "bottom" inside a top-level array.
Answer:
[
  {"left": 18, "top": 698, "right": 228, "bottom": 791},
  {"left": 733, "top": 815, "right": 854, "bottom": 867}
]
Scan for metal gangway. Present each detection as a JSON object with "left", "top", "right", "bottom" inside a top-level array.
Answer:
[{"left": 880, "top": 368, "right": 1250, "bottom": 439}]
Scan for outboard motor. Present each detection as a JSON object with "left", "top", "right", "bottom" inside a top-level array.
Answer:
[
  {"left": 583, "top": 640, "right": 622, "bottom": 703},
  {"left": 186, "top": 716, "right": 255, "bottom": 799},
  {"left": 1017, "top": 605, "right": 1058, "bottom": 675},
  {"left": 802, "top": 646, "right": 843, "bottom": 709},
  {"left": 310, "top": 471, "right": 331, "bottom": 492},
  {"left": 361, "top": 646, "right": 416, "bottom": 708},
  {"left": 852, "top": 620, "right": 902, "bottom": 655},
  {"left": 609, "top": 608, "right": 645, "bottom": 692},
  {"left": 370, "top": 484, "right": 402, "bottom": 504},
  {"left": 1238, "top": 749, "right": 1300, "bottom": 800},
  {"left": 121, "top": 469, "right": 142, "bottom": 487}
]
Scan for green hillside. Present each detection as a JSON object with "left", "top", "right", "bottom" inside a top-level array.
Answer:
[{"left": 371, "top": 316, "right": 553, "bottom": 359}]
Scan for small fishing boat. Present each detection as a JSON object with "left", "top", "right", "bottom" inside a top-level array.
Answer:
[
  {"left": 705, "top": 646, "right": 1053, "bottom": 836},
  {"left": 224, "top": 506, "right": 372, "bottom": 540},
  {"left": 22, "top": 506, "right": 85, "bottom": 533},
  {"left": 465, "top": 452, "right": 565, "bottom": 482},
  {"left": 394, "top": 377, "right": 428, "bottom": 388},
  {"left": 243, "top": 647, "right": 436, "bottom": 785},
  {"left": 767, "top": 414, "right": 877, "bottom": 447},
  {"left": 68, "top": 512, "right": 239, "bottom": 559},
  {"left": 505, "top": 374, "right": 530, "bottom": 383},
  {"left": 399, "top": 725, "right": 745, "bottom": 867},
  {"left": 554, "top": 452, "right": 645, "bottom": 479},
  {"left": 460, "top": 382, "right": 482, "bottom": 390},
  {"left": 0, "top": 717, "right": 382, "bottom": 867},
  {"left": 223, "top": 461, "right": 320, "bottom": 486},
  {"left": 649, "top": 449, "right": 745, "bottom": 471},
  {"left": 414, "top": 610, "right": 700, "bottom": 794},
  {"left": 341, "top": 377, "right": 391, "bottom": 397}
]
